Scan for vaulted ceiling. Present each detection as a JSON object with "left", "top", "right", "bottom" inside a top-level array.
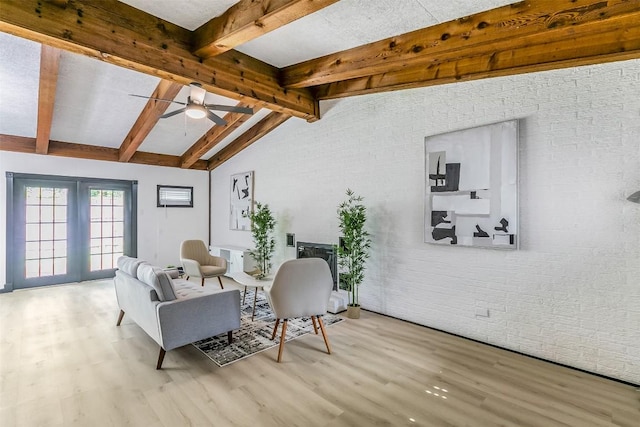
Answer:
[{"left": 1, "top": 0, "right": 639, "bottom": 170}]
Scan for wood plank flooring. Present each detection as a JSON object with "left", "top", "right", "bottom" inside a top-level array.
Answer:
[{"left": 1, "top": 279, "right": 638, "bottom": 426}]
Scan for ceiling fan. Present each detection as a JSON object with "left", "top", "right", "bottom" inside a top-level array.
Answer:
[{"left": 130, "top": 82, "right": 253, "bottom": 126}]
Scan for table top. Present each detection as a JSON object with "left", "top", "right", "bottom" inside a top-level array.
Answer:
[{"left": 229, "top": 271, "right": 273, "bottom": 288}]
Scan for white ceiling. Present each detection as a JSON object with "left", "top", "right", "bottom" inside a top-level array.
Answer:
[
  {"left": 0, "top": 0, "right": 517, "bottom": 162},
  {"left": 52, "top": 52, "right": 161, "bottom": 149},
  {"left": 0, "top": 32, "right": 40, "bottom": 138},
  {"left": 121, "top": 0, "right": 242, "bottom": 31}
]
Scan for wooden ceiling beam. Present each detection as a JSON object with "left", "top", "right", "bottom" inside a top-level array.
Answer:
[
  {"left": 207, "top": 112, "right": 290, "bottom": 171},
  {"left": 0, "top": 0, "right": 319, "bottom": 121},
  {"left": 193, "top": 0, "right": 340, "bottom": 58},
  {"left": 44, "top": 0, "right": 69, "bottom": 8},
  {"left": 1, "top": 134, "right": 208, "bottom": 170},
  {"left": 0, "top": 134, "right": 36, "bottom": 154},
  {"left": 314, "top": 18, "right": 640, "bottom": 99},
  {"left": 35, "top": 45, "right": 61, "bottom": 155},
  {"left": 118, "top": 80, "right": 182, "bottom": 162},
  {"left": 180, "top": 102, "right": 258, "bottom": 168},
  {"left": 281, "top": 0, "right": 640, "bottom": 88}
]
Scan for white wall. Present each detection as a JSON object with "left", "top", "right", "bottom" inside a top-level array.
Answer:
[
  {"left": 211, "top": 59, "right": 640, "bottom": 384},
  {"left": 0, "top": 153, "right": 209, "bottom": 288}
]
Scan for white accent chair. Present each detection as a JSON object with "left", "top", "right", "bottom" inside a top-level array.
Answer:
[
  {"left": 180, "top": 240, "right": 227, "bottom": 288},
  {"left": 263, "top": 258, "right": 334, "bottom": 362}
]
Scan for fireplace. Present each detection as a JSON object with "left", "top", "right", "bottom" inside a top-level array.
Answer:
[{"left": 296, "top": 242, "right": 337, "bottom": 290}]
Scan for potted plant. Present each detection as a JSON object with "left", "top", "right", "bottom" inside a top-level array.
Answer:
[
  {"left": 247, "top": 202, "right": 276, "bottom": 279},
  {"left": 337, "top": 189, "right": 372, "bottom": 319}
]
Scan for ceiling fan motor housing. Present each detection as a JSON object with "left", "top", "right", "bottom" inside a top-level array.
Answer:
[{"left": 130, "top": 82, "right": 253, "bottom": 125}]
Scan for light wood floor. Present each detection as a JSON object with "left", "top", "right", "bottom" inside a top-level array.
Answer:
[{"left": 0, "top": 279, "right": 638, "bottom": 427}]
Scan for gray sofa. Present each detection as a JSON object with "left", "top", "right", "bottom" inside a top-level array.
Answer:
[{"left": 114, "top": 256, "right": 241, "bottom": 369}]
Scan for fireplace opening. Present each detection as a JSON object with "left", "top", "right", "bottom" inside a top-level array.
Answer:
[{"left": 296, "top": 241, "right": 337, "bottom": 291}]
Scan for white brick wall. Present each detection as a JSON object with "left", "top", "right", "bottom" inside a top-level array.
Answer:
[{"left": 211, "top": 59, "right": 640, "bottom": 384}]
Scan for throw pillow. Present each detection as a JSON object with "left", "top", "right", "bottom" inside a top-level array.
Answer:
[{"left": 137, "top": 264, "right": 177, "bottom": 302}]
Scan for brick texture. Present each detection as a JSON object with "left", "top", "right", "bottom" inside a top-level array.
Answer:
[{"left": 211, "top": 59, "right": 640, "bottom": 384}]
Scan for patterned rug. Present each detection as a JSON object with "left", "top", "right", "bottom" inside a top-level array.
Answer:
[{"left": 192, "top": 290, "right": 343, "bottom": 366}]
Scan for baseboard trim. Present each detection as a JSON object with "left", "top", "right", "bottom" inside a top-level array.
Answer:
[{"left": 362, "top": 308, "right": 640, "bottom": 388}]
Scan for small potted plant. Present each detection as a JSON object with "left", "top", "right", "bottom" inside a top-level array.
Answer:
[
  {"left": 337, "top": 189, "right": 371, "bottom": 319},
  {"left": 247, "top": 202, "right": 276, "bottom": 279}
]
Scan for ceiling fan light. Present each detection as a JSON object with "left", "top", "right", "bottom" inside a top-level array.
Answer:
[{"left": 185, "top": 104, "right": 207, "bottom": 119}]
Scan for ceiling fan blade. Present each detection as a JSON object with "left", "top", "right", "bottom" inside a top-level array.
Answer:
[
  {"left": 189, "top": 82, "right": 206, "bottom": 105},
  {"left": 204, "top": 104, "right": 254, "bottom": 114},
  {"left": 129, "top": 94, "right": 186, "bottom": 105},
  {"left": 206, "top": 110, "right": 228, "bottom": 126},
  {"left": 159, "top": 108, "right": 187, "bottom": 119}
]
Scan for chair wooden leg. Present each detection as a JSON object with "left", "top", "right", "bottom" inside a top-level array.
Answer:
[
  {"left": 201, "top": 277, "right": 205, "bottom": 287},
  {"left": 277, "top": 319, "right": 288, "bottom": 363},
  {"left": 242, "top": 286, "right": 247, "bottom": 305},
  {"left": 227, "top": 330, "right": 233, "bottom": 344},
  {"left": 311, "top": 315, "right": 318, "bottom": 334},
  {"left": 218, "top": 276, "right": 224, "bottom": 289},
  {"left": 116, "top": 309, "right": 125, "bottom": 326},
  {"left": 156, "top": 348, "right": 166, "bottom": 370},
  {"left": 251, "top": 288, "right": 258, "bottom": 321},
  {"left": 317, "top": 316, "right": 332, "bottom": 355},
  {"left": 271, "top": 319, "right": 280, "bottom": 340}
]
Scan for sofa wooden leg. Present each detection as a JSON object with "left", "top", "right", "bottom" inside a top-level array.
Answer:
[
  {"left": 116, "top": 309, "right": 125, "bottom": 326},
  {"left": 156, "top": 348, "right": 166, "bottom": 370},
  {"left": 201, "top": 277, "right": 205, "bottom": 287},
  {"left": 317, "top": 316, "right": 332, "bottom": 355},
  {"left": 185, "top": 275, "right": 189, "bottom": 280},
  {"left": 218, "top": 276, "right": 224, "bottom": 289},
  {"left": 271, "top": 319, "right": 280, "bottom": 340},
  {"left": 311, "top": 315, "right": 318, "bottom": 334},
  {"left": 227, "top": 330, "right": 233, "bottom": 344},
  {"left": 277, "top": 319, "right": 288, "bottom": 363}
]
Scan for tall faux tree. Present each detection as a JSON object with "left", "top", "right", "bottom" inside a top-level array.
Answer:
[
  {"left": 247, "top": 202, "right": 276, "bottom": 278},
  {"left": 337, "top": 189, "right": 371, "bottom": 313}
]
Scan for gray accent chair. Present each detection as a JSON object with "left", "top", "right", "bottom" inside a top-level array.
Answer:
[
  {"left": 180, "top": 240, "right": 227, "bottom": 288},
  {"left": 263, "top": 258, "right": 334, "bottom": 363},
  {"left": 114, "top": 256, "right": 241, "bottom": 369}
]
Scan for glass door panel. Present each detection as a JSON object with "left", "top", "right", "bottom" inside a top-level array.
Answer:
[
  {"left": 14, "top": 180, "right": 78, "bottom": 288},
  {"left": 80, "top": 183, "right": 132, "bottom": 281},
  {"left": 88, "top": 189, "right": 125, "bottom": 271}
]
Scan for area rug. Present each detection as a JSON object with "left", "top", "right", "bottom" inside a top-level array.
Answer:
[{"left": 192, "top": 291, "right": 343, "bottom": 366}]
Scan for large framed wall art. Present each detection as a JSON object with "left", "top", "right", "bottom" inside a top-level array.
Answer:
[
  {"left": 425, "top": 120, "right": 518, "bottom": 249},
  {"left": 230, "top": 171, "right": 253, "bottom": 231}
]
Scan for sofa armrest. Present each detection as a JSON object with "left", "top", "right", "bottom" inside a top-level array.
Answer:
[
  {"left": 156, "top": 288, "right": 241, "bottom": 351},
  {"left": 181, "top": 258, "right": 202, "bottom": 277},
  {"left": 114, "top": 271, "right": 161, "bottom": 344}
]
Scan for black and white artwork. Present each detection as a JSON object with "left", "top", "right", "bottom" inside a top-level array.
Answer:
[
  {"left": 230, "top": 171, "right": 253, "bottom": 230},
  {"left": 425, "top": 120, "right": 518, "bottom": 249}
]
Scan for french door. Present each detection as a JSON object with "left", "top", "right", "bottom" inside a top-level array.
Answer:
[
  {"left": 80, "top": 182, "right": 135, "bottom": 281},
  {"left": 14, "top": 178, "right": 78, "bottom": 287},
  {"left": 6, "top": 173, "right": 137, "bottom": 290}
]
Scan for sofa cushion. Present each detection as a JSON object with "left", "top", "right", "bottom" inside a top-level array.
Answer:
[
  {"left": 117, "top": 256, "right": 144, "bottom": 277},
  {"left": 137, "top": 264, "right": 177, "bottom": 302},
  {"left": 172, "top": 279, "right": 207, "bottom": 299}
]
